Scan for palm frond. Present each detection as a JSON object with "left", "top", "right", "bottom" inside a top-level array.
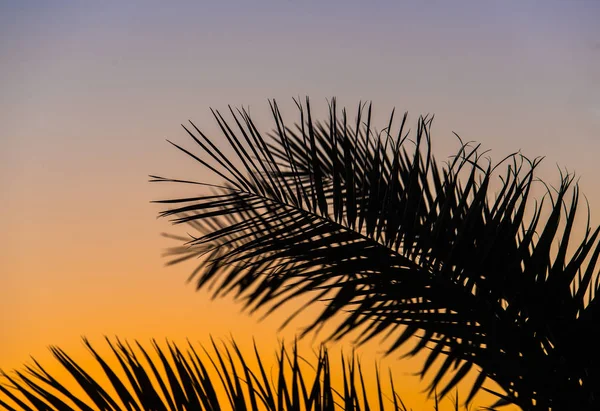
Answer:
[
  {"left": 0, "top": 337, "right": 473, "bottom": 411},
  {"left": 153, "top": 98, "right": 600, "bottom": 410}
]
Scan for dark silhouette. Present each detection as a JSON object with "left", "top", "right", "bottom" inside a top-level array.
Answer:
[
  {"left": 1, "top": 98, "right": 597, "bottom": 410},
  {"left": 2, "top": 338, "right": 432, "bottom": 411},
  {"left": 150, "top": 98, "right": 599, "bottom": 410}
]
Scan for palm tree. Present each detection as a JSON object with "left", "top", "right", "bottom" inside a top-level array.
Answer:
[
  {"left": 0, "top": 337, "right": 466, "bottom": 411},
  {"left": 146, "top": 97, "right": 599, "bottom": 410},
  {"left": 2, "top": 98, "right": 597, "bottom": 411}
]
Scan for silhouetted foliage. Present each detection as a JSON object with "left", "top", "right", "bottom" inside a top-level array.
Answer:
[
  {"left": 150, "top": 98, "right": 600, "bottom": 410},
  {"left": 0, "top": 338, "right": 469, "bottom": 411}
]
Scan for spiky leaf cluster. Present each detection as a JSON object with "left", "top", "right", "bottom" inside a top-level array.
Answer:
[{"left": 152, "top": 98, "right": 600, "bottom": 410}]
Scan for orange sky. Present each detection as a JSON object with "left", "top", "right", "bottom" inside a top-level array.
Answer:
[{"left": 1, "top": 1, "right": 599, "bottom": 409}]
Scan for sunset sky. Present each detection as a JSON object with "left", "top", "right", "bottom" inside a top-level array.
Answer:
[{"left": 1, "top": 1, "right": 599, "bottom": 409}]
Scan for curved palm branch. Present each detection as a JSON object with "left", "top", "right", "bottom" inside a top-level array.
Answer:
[
  {"left": 151, "top": 98, "right": 599, "bottom": 410},
  {"left": 0, "top": 338, "right": 467, "bottom": 411}
]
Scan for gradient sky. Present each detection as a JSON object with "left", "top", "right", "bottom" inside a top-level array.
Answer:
[{"left": 1, "top": 1, "right": 599, "bottom": 409}]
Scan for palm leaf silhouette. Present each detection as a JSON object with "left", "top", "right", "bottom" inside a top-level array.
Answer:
[
  {"left": 0, "top": 337, "right": 467, "bottom": 411},
  {"left": 150, "top": 98, "right": 600, "bottom": 410}
]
